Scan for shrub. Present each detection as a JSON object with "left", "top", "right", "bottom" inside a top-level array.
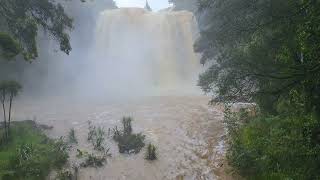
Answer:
[
  {"left": 225, "top": 109, "right": 320, "bottom": 179},
  {"left": 145, "top": 143, "right": 157, "bottom": 161},
  {"left": 68, "top": 128, "right": 78, "bottom": 144},
  {"left": 80, "top": 153, "right": 106, "bottom": 168},
  {"left": 113, "top": 117, "right": 145, "bottom": 154},
  {"left": 0, "top": 121, "right": 69, "bottom": 180}
]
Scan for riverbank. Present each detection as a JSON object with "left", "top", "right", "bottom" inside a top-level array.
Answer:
[
  {"left": 12, "top": 96, "right": 230, "bottom": 179},
  {"left": 0, "top": 121, "right": 68, "bottom": 180}
]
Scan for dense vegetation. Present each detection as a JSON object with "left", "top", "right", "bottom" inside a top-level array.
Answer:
[
  {"left": 0, "top": 121, "right": 69, "bottom": 180},
  {"left": 196, "top": 0, "right": 320, "bottom": 179}
]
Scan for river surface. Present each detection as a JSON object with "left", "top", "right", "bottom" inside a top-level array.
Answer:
[{"left": 13, "top": 96, "right": 229, "bottom": 180}]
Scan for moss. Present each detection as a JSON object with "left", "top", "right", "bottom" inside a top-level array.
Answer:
[{"left": 0, "top": 121, "right": 68, "bottom": 180}]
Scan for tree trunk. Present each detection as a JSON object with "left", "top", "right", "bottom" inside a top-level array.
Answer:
[
  {"left": 1, "top": 90, "right": 7, "bottom": 140},
  {"left": 8, "top": 94, "right": 13, "bottom": 137}
]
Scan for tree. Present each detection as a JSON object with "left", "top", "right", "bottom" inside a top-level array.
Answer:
[
  {"left": 195, "top": 0, "right": 320, "bottom": 114},
  {"left": 0, "top": 0, "right": 74, "bottom": 61},
  {"left": 145, "top": 0, "right": 152, "bottom": 11},
  {"left": 0, "top": 32, "right": 21, "bottom": 60},
  {"left": 195, "top": 1, "right": 320, "bottom": 178},
  {"left": 0, "top": 80, "right": 22, "bottom": 140}
]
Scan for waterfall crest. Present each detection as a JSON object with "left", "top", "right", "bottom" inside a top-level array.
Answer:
[{"left": 86, "top": 8, "right": 201, "bottom": 97}]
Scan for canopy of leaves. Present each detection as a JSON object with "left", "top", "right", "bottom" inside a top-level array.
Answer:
[
  {"left": 196, "top": 0, "right": 320, "bottom": 114},
  {"left": 0, "top": 0, "right": 73, "bottom": 61},
  {"left": 0, "top": 80, "right": 22, "bottom": 97},
  {"left": 0, "top": 32, "right": 21, "bottom": 59}
]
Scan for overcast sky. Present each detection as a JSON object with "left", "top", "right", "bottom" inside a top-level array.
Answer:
[{"left": 114, "top": 0, "right": 172, "bottom": 11}]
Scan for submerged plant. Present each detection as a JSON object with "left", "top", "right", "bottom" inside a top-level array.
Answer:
[
  {"left": 80, "top": 153, "right": 106, "bottom": 168},
  {"left": 113, "top": 117, "right": 145, "bottom": 154},
  {"left": 68, "top": 128, "right": 78, "bottom": 144},
  {"left": 145, "top": 143, "right": 157, "bottom": 161},
  {"left": 87, "top": 121, "right": 106, "bottom": 151}
]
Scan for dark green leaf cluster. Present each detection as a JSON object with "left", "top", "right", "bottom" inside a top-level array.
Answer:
[
  {"left": 196, "top": 0, "right": 320, "bottom": 114},
  {"left": 225, "top": 110, "right": 320, "bottom": 179},
  {"left": 145, "top": 143, "right": 157, "bottom": 161},
  {"left": 113, "top": 117, "right": 145, "bottom": 154},
  {"left": 197, "top": 0, "right": 320, "bottom": 178},
  {"left": 0, "top": 80, "right": 22, "bottom": 97},
  {"left": 0, "top": 0, "right": 73, "bottom": 61},
  {"left": 0, "top": 32, "right": 21, "bottom": 59}
]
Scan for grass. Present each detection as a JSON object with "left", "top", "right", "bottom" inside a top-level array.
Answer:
[
  {"left": 0, "top": 120, "right": 69, "bottom": 180},
  {"left": 87, "top": 121, "right": 106, "bottom": 151}
]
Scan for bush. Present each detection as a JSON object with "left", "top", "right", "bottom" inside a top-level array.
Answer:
[
  {"left": 87, "top": 121, "right": 106, "bottom": 151},
  {"left": 225, "top": 109, "right": 320, "bottom": 179},
  {"left": 80, "top": 153, "right": 106, "bottom": 168},
  {"left": 113, "top": 117, "right": 145, "bottom": 154},
  {"left": 145, "top": 143, "right": 157, "bottom": 161},
  {"left": 0, "top": 121, "right": 69, "bottom": 180}
]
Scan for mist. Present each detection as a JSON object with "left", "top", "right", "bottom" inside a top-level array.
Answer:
[{"left": 19, "top": 3, "right": 202, "bottom": 102}]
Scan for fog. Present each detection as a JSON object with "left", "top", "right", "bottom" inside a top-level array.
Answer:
[{"left": 20, "top": 3, "right": 202, "bottom": 101}]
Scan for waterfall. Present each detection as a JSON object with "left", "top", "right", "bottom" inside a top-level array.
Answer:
[{"left": 85, "top": 8, "right": 201, "bottom": 97}]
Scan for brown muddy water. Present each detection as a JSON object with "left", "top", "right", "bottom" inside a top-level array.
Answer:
[{"left": 14, "top": 96, "right": 229, "bottom": 180}]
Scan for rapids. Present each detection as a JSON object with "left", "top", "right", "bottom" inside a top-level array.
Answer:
[{"left": 14, "top": 96, "right": 227, "bottom": 180}]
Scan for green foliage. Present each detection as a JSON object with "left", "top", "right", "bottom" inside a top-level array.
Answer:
[
  {"left": 0, "top": 32, "right": 21, "bottom": 59},
  {"left": 145, "top": 143, "right": 157, "bottom": 161},
  {"left": 0, "top": 0, "right": 73, "bottom": 61},
  {"left": 0, "top": 80, "right": 22, "bottom": 97},
  {"left": 68, "top": 128, "right": 78, "bottom": 144},
  {"left": 80, "top": 153, "right": 106, "bottom": 168},
  {"left": 196, "top": 0, "right": 320, "bottom": 114},
  {"left": 87, "top": 121, "right": 106, "bottom": 151},
  {"left": 113, "top": 117, "right": 145, "bottom": 154},
  {"left": 225, "top": 109, "right": 320, "bottom": 179},
  {"left": 0, "top": 80, "right": 22, "bottom": 141},
  {"left": 0, "top": 121, "right": 69, "bottom": 180},
  {"left": 197, "top": 1, "right": 320, "bottom": 178}
]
